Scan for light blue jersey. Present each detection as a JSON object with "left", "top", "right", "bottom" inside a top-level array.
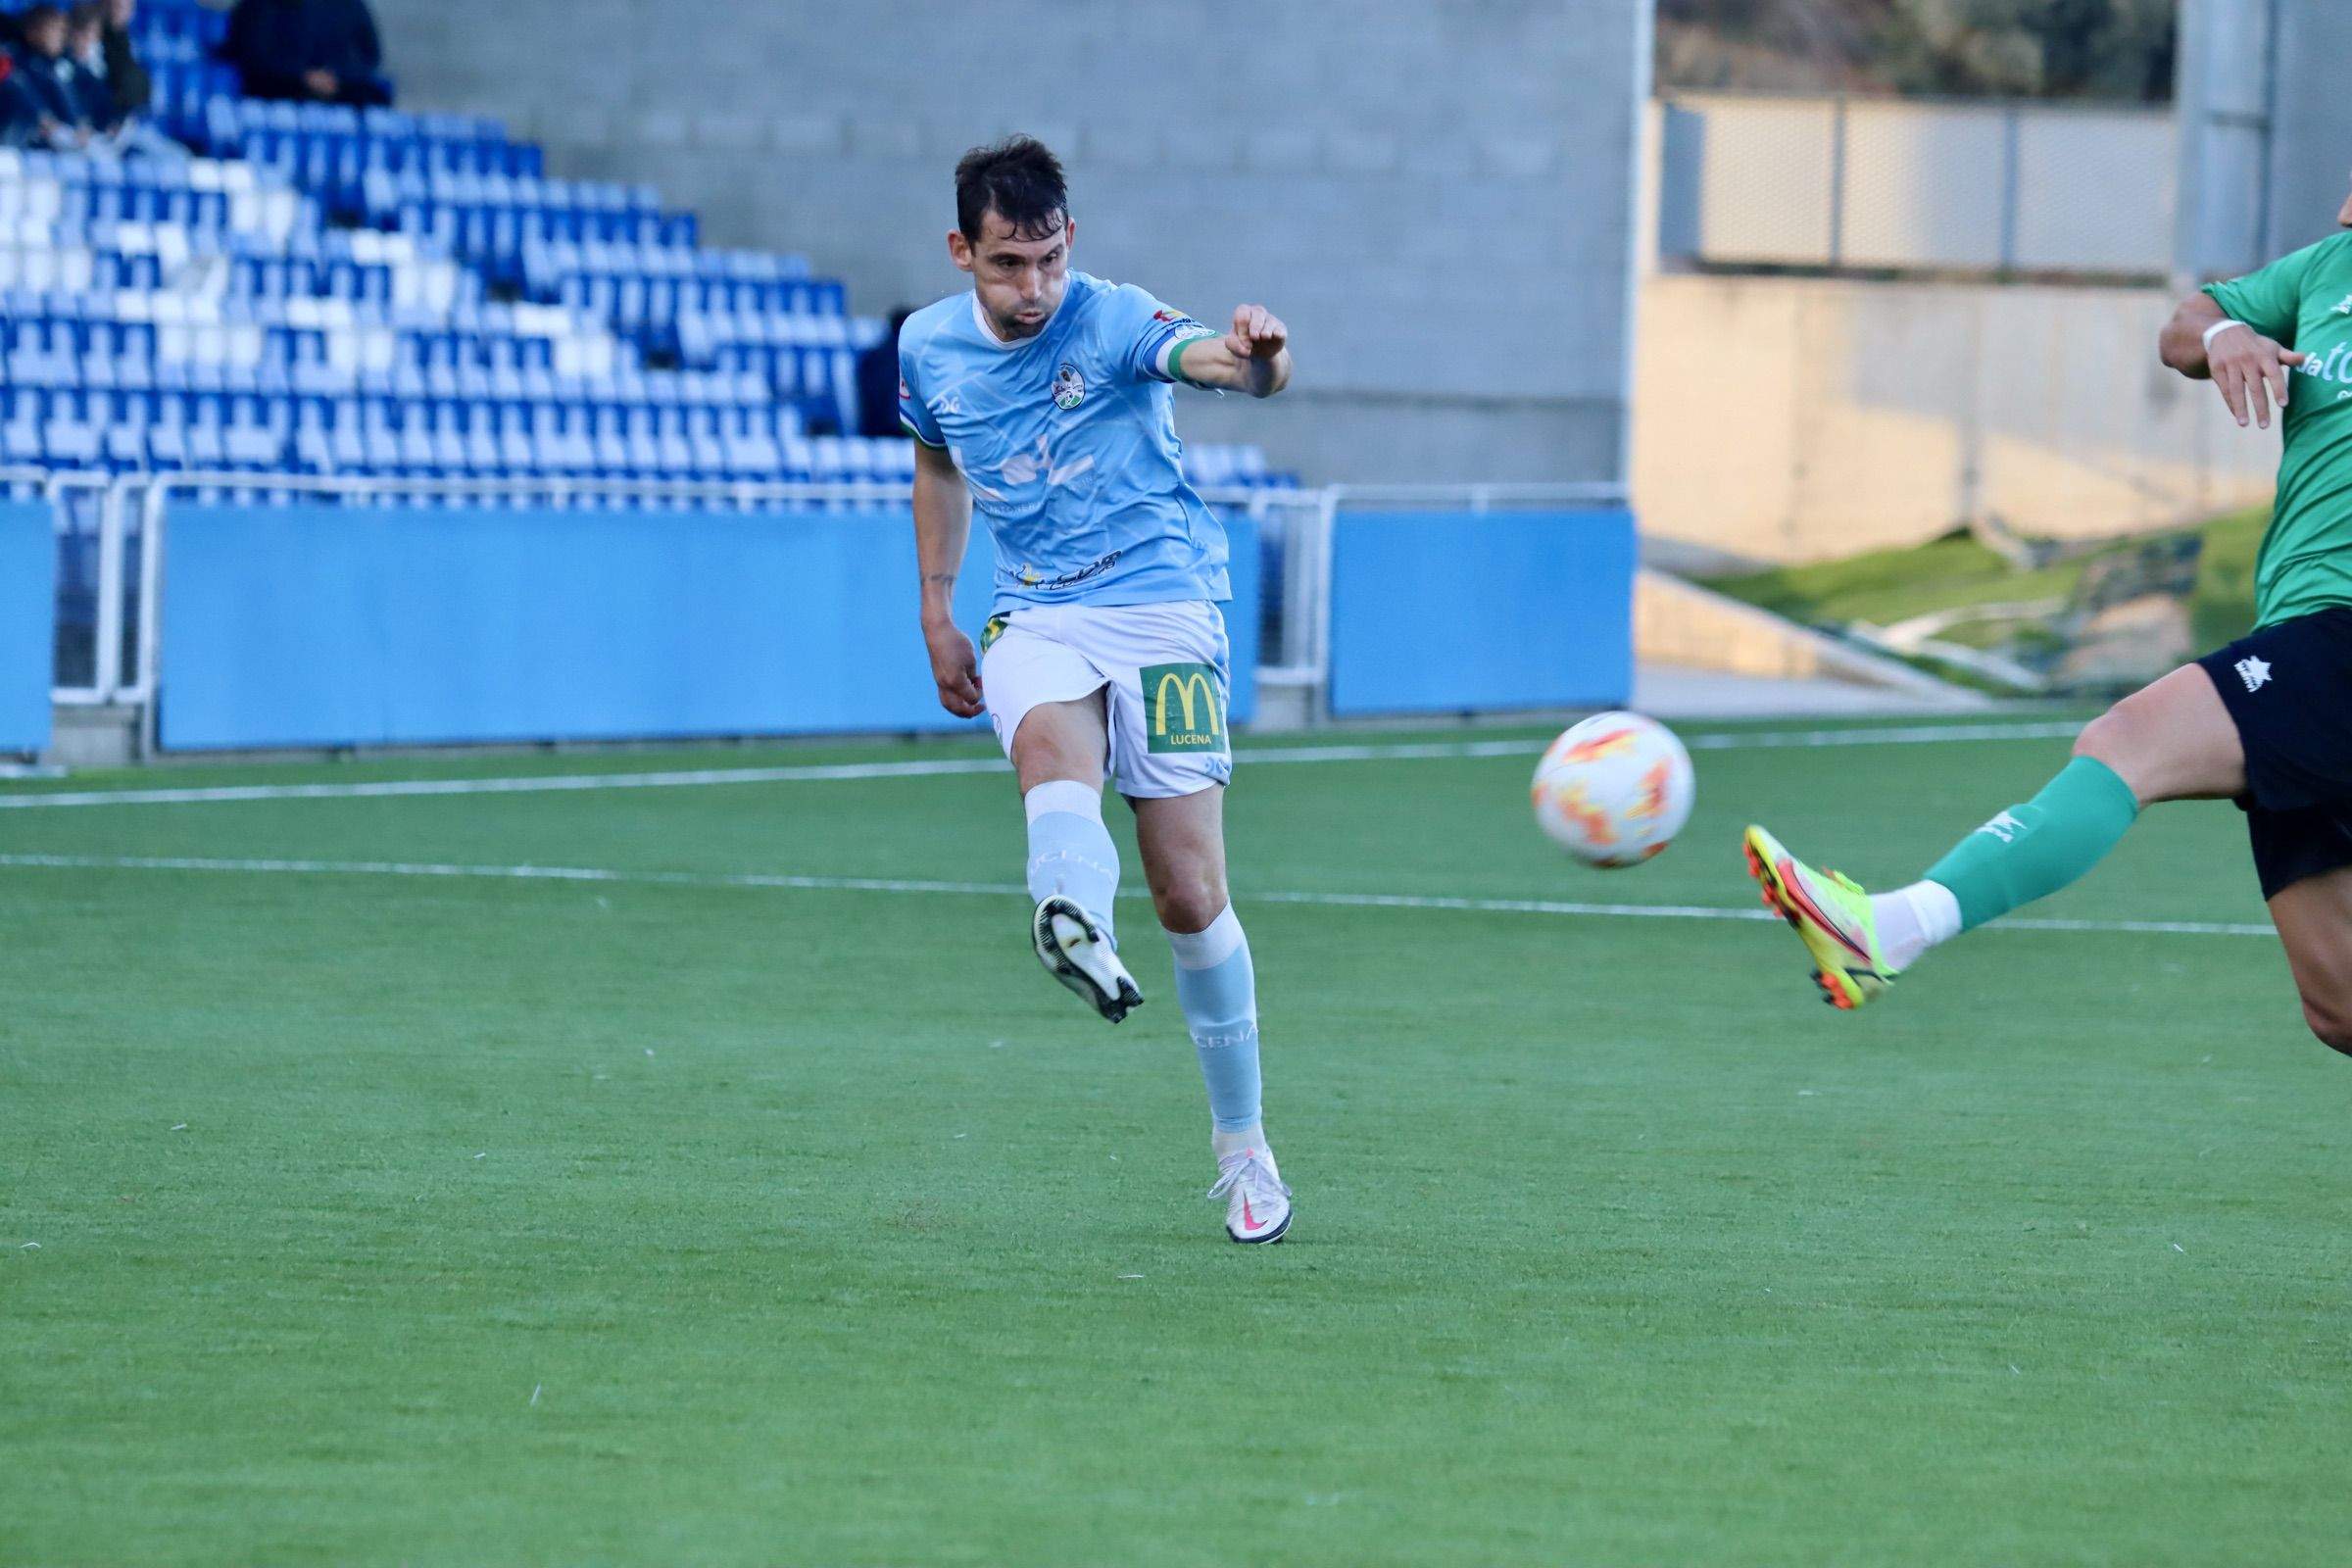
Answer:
[{"left": 899, "top": 270, "right": 1228, "bottom": 612}]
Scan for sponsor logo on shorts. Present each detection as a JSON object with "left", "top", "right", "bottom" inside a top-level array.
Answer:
[
  {"left": 2236, "top": 656, "right": 2273, "bottom": 693},
  {"left": 1053, "top": 362, "right": 1087, "bottom": 411},
  {"left": 979, "top": 614, "right": 1010, "bottom": 655},
  {"left": 1143, "top": 662, "right": 1226, "bottom": 754}
]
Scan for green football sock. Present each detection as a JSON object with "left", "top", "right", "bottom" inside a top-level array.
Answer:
[{"left": 1922, "top": 757, "right": 2141, "bottom": 932}]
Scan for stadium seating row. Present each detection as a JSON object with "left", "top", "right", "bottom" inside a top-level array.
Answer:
[
  {"left": 0, "top": 354, "right": 806, "bottom": 407},
  {"left": 0, "top": 214, "right": 440, "bottom": 263},
  {"left": 394, "top": 202, "right": 698, "bottom": 287},
  {"left": 6, "top": 391, "right": 804, "bottom": 438},
  {"left": 6, "top": 404, "right": 837, "bottom": 490},
  {"left": 522, "top": 238, "right": 812, "bottom": 287},
  {"left": 201, "top": 97, "right": 507, "bottom": 150},
  {"left": 367, "top": 171, "right": 663, "bottom": 220},
  {"left": 147, "top": 65, "right": 245, "bottom": 144},
  {"left": 0, "top": 171, "right": 312, "bottom": 244},
  {"left": 0, "top": 24, "right": 1300, "bottom": 494},
  {"left": 0, "top": 246, "right": 412, "bottom": 298},
  {"left": 0, "top": 148, "right": 267, "bottom": 190},
  {"left": 560, "top": 273, "right": 847, "bottom": 324}
]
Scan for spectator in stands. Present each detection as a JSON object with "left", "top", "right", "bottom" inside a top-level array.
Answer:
[
  {"left": 7, "top": 6, "right": 97, "bottom": 150},
  {"left": 858, "top": 307, "right": 917, "bottom": 439},
  {"left": 0, "top": 56, "right": 23, "bottom": 150},
  {"left": 221, "top": 0, "right": 391, "bottom": 107},
  {"left": 64, "top": 6, "right": 120, "bottom": 128},
  {"left": 66, "top": 1, "right": 182, "bottom": 159},
  {"left": 93, "top": 0, "right": 152, "bottom": 126}
]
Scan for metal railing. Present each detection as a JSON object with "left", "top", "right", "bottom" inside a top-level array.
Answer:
[
  {"left": 43, "top": 472, "right": 1628, "bottom": 751},
  {"left": 37, "top": 469, "right": 122, "bottom": 708}
]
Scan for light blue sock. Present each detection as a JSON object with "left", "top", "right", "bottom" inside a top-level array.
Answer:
[
  {"left": 1166, "top": 906, "right": 1261, "bottom": 1134},
  {"left": 1024, "top": 780, "right": 1119, "bottom": 947}
]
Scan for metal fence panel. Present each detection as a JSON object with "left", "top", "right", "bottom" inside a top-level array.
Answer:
[
  {"left": 29, "top": 474, "right": 1628, "bottom": 753},
  {"left": 1661, "top": 93, "right": 2176, "bottom": 277},
  {"left": 1840, "top": 101, "right": 2009, "bottom": 270},
  {"left": 1, "top": 500, "right": 53, "bottom": 752},
  {"left": 1689, "top": 98, "right": 1840, "bottom": 265},
  {"left": 1326, "top": 506, "right": 1636, "bottom": 716},
  {"left": 2015, "top": 113, "right": 2176, "bottom": 271}
]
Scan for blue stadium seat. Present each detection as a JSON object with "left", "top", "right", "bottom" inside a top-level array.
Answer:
[{"left": 0, "top": 71, "right": 1297, "bottom": 497}]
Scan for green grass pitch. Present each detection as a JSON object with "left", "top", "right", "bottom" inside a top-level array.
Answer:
[{"left": 4, "top": 715, "right": 2349, "bottom": 1565}]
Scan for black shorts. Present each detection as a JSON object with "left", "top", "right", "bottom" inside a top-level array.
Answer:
[{"left": 2198, "top": 607, "right": 2352, "bottom": 900}]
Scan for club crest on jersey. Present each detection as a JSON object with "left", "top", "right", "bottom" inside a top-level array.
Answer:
[{"left": 1052, "top": 362, "right": 1086, "bottom": 411}]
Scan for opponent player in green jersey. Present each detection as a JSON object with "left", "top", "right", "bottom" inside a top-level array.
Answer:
[{"left": 1746, "top": 175, "right": 2352, "bottom": 1054}]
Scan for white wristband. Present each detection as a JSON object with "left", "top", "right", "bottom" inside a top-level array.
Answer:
[{"left": 2203, "top": 318, "right": 2251, "bottom": 353}]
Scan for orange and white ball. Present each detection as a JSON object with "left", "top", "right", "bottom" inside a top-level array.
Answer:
[{"left": 1530, "top": 711, "right": 1695, "bottom": 867}]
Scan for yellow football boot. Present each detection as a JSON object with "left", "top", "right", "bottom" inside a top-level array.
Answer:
[{"left": 1742, "top": 824, "right": 1900, "bottom": 1010}]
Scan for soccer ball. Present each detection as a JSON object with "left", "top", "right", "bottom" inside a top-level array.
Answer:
[{"left": 1531, "top": 711, "right": 1695, "bottom": 867}]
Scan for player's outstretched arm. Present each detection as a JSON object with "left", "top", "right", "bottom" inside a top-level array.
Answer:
[
  {"left": 911, "top": 440, "right": 984, "bottom": 718},
  {"left": 2160, "top": 290, "right": 2307, "bottom": 429},
  {"left": 1172, "top": 305, "right": 1292, "bottom": 399}
]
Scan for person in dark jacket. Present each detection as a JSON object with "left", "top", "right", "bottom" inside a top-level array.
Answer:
[
  {"left": 97, "top": 0, "right": 151, "bottom": 122},
  {"left": 8, "top": 6, "right": 94, "bottom": 149},
  {"left": 220, "top": 0, "right": 390, "bottom": 107},
  {"left": 65, "top": 0, "right": 180, "bottom": 158},
  {"left": 858, "top": 308, "right": 918, "bottom": 439},
  {"left": 65, "top": 5, "right": 121, "bottom": 128},
  {"left": 0, "top": 55, "right": 25, "bottom": 149}
]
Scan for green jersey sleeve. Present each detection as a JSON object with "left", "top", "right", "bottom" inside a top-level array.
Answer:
[{"left": 2203, "top": 238, "right": 2332, "bottom": 345}]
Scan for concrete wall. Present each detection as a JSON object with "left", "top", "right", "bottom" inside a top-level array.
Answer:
[
  {"left": 1632, "top": 273, "right": 2278, "bottom": 564},
  {"left": 2178, "top": 0, "right": 2352, "bottom": 278},
  {"left": 2264, "top": 1, "right": 2352, "bottom": 258},
  {"left": 373, "top": 0, "right": 1648, "bottom": 487},
  {"left": 1635, "top": 569, "right": 1983, "bottom": 705}
]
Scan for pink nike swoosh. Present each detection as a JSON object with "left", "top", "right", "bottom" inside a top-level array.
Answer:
[
  {"left": 1240, "top": 1194, "right": 1258, "bottom": 1230},
  {"left": 1775, "top": 858, "right": 1872, "bottom": 963}
]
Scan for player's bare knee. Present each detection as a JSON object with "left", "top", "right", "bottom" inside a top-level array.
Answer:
[
  {"left": 1154, "top": 879, "right": 1227, "bottom": 935},
  {"left": 2301, "top": 998, "right": 2352, "bottom": 1056},
  {"left": 2072, "top": 703, "right": 2139, "bottom": 768}
]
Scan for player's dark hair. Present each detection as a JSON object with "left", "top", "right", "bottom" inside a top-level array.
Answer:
[
  {"left": 956, "top": 136, "right": 1067, "bottom": 245},
  {"left": 20, "top": 4, "right": 63, "bottom": 29}
]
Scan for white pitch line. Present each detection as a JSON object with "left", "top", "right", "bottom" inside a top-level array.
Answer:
[
  {"left": 0, "top": 852, "right": 2277, "bottom": 938},
  {"left": 0, "top": 718, "right": 2084, "bottom": 811},
  {"left": 0, "top": 756, "right": 1012, "bottom": 809}
]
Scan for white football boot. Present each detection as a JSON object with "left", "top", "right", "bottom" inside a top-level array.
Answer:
[
  {"left": 1207, "top": 1144, "right": 1293, "bottom": 1245},
  {"left": 1032, "top": 895, "right": 1143, "bottom": 1023}
]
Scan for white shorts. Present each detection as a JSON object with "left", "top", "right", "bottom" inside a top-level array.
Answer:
[{"left": 980, "top": 600, "right": 1234, "bottom": 799}]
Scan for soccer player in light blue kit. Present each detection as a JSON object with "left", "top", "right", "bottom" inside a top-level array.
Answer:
[{"left": 900, "top": 136, "right": 1296, "bottom": 1243}]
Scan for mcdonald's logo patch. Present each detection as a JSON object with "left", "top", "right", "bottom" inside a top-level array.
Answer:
[{"left": 1143, "top": 662, "right": 1225, "bottom": 754}]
